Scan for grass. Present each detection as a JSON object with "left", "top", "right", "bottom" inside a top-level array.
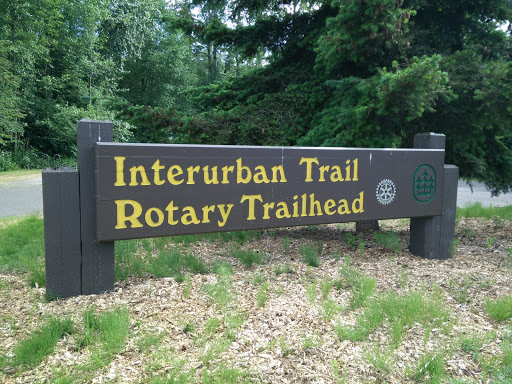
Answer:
[
  {"left": 0, "top": 169, "right": 41, "bottom": 183},
  {"left": 410, "top": 352, "right": 446, "bottom": 384},
  {"left": 76, "top": 306, "right": 130, "bottom": 354},
  {"left": 256, "top": 282, "right": 270, "bottom": 307},
  {"left": 336, "top": 291, "right": 450, "bottom": 347},
  {"left": 232, "top": 247, "right": 264, "bottom": 268},
  {"left": 299, "top": 243, "right": 321, "bottom": 267},
  {"left": 2, "top": 317, "right": 73, "bottom": 370},
  {"left": 485, "top": 295, "right": 512, "bottom": 322},
  {"left": 457, "top": 202, "right": 512, "bottom": 220},
  {"left": 372, "top": 231, "right": 402, "bottom": 254},
  {"left": 339, "top": 258, "right": 376, "bottom": 309},
  {"left": 0, "top": 215, "right": 45, "bottom": 286}
]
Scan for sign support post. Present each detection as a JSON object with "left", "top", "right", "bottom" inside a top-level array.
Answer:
[
  {"left": 43, "top": 168, "right": 81, "bottom": 298},
  {"left": 77, "top": 119, "right": 115, "bottom": 294},
  {"left": 409, "top": 133, "right": 459, "bottom": 259}
]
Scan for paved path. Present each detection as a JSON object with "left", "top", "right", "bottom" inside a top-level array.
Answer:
[
  {"left": 0, "top": 175, "right": 43, "bottom": 218},
  {"left": 0, "top": 175, "right": 511, "bottom": 218}
]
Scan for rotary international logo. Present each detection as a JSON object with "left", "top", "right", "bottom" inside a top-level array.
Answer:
[
  {"left": 376, "top": 179, "right": 396, "bottom": 205},
  {"left": 413, "top": 164, "right": 436, "bottom": 203}
]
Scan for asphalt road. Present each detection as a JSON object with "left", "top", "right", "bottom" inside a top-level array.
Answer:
[{"left": 0, "top": 175, "right": 511, "bottom": 218}]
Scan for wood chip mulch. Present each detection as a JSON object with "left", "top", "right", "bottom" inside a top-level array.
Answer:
[{"left": 1, "top": 218, "right": 511, "bottom": 383}]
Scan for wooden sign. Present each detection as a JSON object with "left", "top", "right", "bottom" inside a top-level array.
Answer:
[{"left": 95, "top": 143, "right": 445, "bottom": 241}]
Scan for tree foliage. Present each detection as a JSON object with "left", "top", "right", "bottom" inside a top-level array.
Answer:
[{"left": 2, "top": 0, "right": 512, "bottom": 194}]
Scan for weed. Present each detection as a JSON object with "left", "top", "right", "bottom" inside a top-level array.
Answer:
[
  {"left": 115, "top": 240, "right": 143, "bottom": 281},
  {"left": 448, "top": 278, "right": 473, "bottom": 304},
  {"left": 232, "top": 247, "right": 264, "bottom": 268},
  {"left": 460, "top": 332, "right": 490, "bottom": 361},
  {"left": 339, "top": 258, "right": 376, "bottom": 309},
  {"left": 373, "top": 231, "right": 402, "bottom": 254},
  {"left": 358, "top": 239, "right": 366, "bottom": 257},
  {"left": 459, "top": 227, "right": 477, "bottom": 238},
  {"left": 302, "top": 334, "right": 322, "bottom": 349},
  {"left": 410, "top": 352, "right": 445, "bottom": 384},
  {"left": 256, "top": 282, "right": 270, "bottom": 307},
  {"left": 365, "top": 346, "right": 392, "bottom": 376},
  {"left": 344, "top": 233, "right": 363, "bottom": 249},
  {"left": 321, "top": 298, "right": 343, "bottom": 321},
  {"left": 205, "top": 317, "right": 221, "bottom": 337},
  {"left": 202, "top": 275, "right": 233, "bottom": 309},
  {"left": 336, "top": 292, "right": 450, "bottom": 347},
  {"left": 449, "top": 238, "right": 460, "bottom": 257},
  {"left": 136, "top": 331, "right": 165, "bottom": 354},
  {"left": 201, "top": 337, "right": 232, "bottom": 366},
  {"left": 201, "top": 362, "right": 255, "bottom": 383},
  {"left": 299, "top": 243, "right": 321, "bottom": 267},
  {"left": 275, "top": 264, "right": 294, "bottom": 275},
  {"left": 252, "top": 273, "right": 267, "bottom": 285},
  {"left": 76, "top": 306, "right": 130, "bottom": 356},
  {"left": 306, "top": 279, "right": 317, "bottom": 303},
  {"left": 148, "top": 247, "right": 208, "bottom": 280},
  {"left": 281, "top": 237, "right": 291, "bottom": 254},
  {"left": 183, "top": 273, "right": 192, "bottom": 299},
  {"left": 280, "top": 337, "right": 294, "bottom": 357},
  {"left": 398, "top": 266, "right": 408, "bottom": 288},
  {"left": 320, "top": 278, "right": 335, "bottom": 299},
  {"left": 7, "top": 317, "right": 73, "bottom": 370},
  {"left": 211, "top": 260, "right": 234, "bottom": 276},
  {"left": 487, "top": 237, "right": 496, "bottom": 249},
  {"left": 485, "top": 295, "right": 512, "bottom": 322}
]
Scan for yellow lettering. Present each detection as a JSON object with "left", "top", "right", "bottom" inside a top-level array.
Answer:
[
  {"left": 338, "top": 199, "right": 351, "bottom": 215},
  {"left": 145, "top": 207, "right": 164, "bottom": 227},
  {"left": 276, "top": 202, "right": 291, "bottom": 219},
  {"left": 114, "top": 157, "right": 126, "bottom": 186},
  {"left": 202, "top": 205, "right": 215, "bottom": 223},
  {"left": 271, "top": 165, "right": 287, "bottom": 183},
  {"left": 237, "top": 158, "right": 252, "bottom": 184},
  {"left": 253, "top": 165, "right": 270, "bottom": 184},
  {"left": 240, "top": 194, "right": 263, "bottom": 220},
  {"left": 151, "top": 159, "right": 165, "bottom": 186},
  {"left": 221, "top": 165, "right": 234, "bottom": 184},
  {"left": 186, "top": 165, "right": 200, "bottom": 185},
  {"left": 165, "top": 201, "right": 179, "bottom": 225},
  {"left": 319, "top": 165, "right": 330, "bottom": 182},
  {"left": 167, "top": 165, "right": 184, "bottom": 185},
  {"left": 324, "top": 199, "right": 336, "bottom": 215},
  {"left": 292, "top": 195, "right": 299, "bottom": 217},
  {"left": 129, "top": 165, "right": 151, "bottom": 186},
  {"left": 203, "top": 165, "right": 219, "bottom": 184},
  {"left": 345, "top": 159, "right": 351, "bottom": 182},
  {"left": 181, "top": 206, "right": 200, "bottom": 225},
  {"left": 352, "top": 158, "right": 359, "bottom": 181},
  {"left": 217, "top": 204, "right": 234, "bottom": 227},
  {"left": 301, "top": 193, "right": 307, "bottom": 217},
  {"left": 115, "top": 200, "right": 143, "bottom": 229},
  {"left": 330, "top": 165, "right": 344, "bottom": 182},
  {"left": 299, "top": 157, "right": 319, "bottom": 182},
  {"left": 352, "top": 191, "right": 364, "bottom": 213},
  {"left": 263, "top": 202, "right": 275, "bottom": 219},
  {"left": 309, "top": 193, "right": 323, "bottom": 216}
]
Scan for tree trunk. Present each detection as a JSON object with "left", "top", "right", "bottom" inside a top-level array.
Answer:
[{"left": 356, "top": 220, "right": 379, "bottom": 233}]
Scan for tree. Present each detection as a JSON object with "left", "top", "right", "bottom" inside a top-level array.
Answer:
[{"left": 173, "top": 0, "right": 512, "bottom": 194}]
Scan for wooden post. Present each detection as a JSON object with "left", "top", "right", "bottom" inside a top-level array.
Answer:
[
  {"left": 409, "top": 133, "right": 459, "bottom": 259},
  {"left": 77, "top": 119, "right": 115, "bottom": 294},
  {"left": 43, "top": 168, "right": 81, "bottom": 298}
]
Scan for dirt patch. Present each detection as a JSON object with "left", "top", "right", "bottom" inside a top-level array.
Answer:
[{"left": 1, "top": 218, "right": 511, "bottom": 383}]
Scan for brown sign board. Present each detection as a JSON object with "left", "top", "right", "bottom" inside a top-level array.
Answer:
[{"left": 95, "top": 143, "right": 445, "bottom": 242}]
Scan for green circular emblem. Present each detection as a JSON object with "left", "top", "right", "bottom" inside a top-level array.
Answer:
[{"left": 413, "top": 164, "right": 436, "bottom": 203}]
